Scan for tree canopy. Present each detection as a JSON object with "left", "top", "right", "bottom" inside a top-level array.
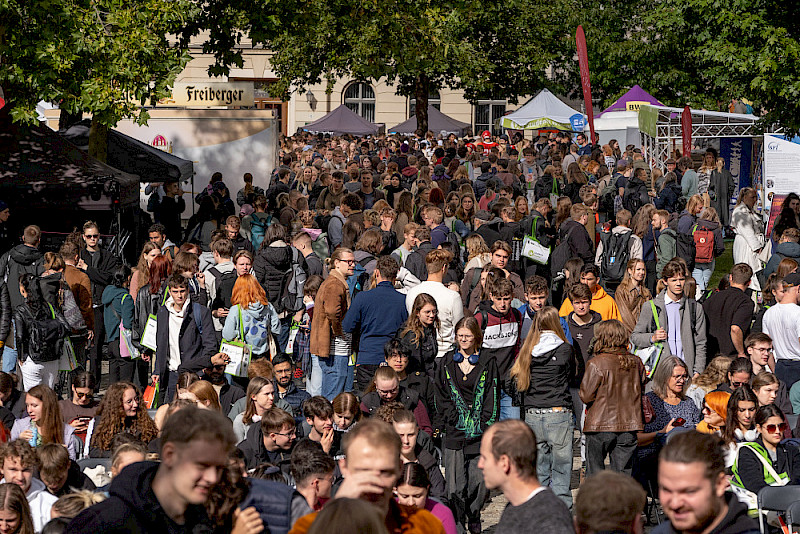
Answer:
[
  {"left": 188, "top": 0, "right": 567, "bottom": 132},
  {"left": 0, "top": 0, "right": 197, "bottom": 159}
]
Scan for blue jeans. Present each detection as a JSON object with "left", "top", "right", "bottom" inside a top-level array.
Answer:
[
  {"left": 499, "top": 391, "right": 520, "bottom": 420},
  {"left": 306, "top": 355, "right": 323, "bottom": 397},
  {"left": 3, "top": 320, "right": 16, "bottom": 373},
  {"left": 776, "top": 360, "right": 800, "bottom": 390},
  {"left": 320, "top": 355, "right": 349, "bottom": 401},
  {"left": 692, "top": 260, "right": 715, "bottom": 298},
  {"left": 524, "top": 408, "right": 574, "bottom": 509}
]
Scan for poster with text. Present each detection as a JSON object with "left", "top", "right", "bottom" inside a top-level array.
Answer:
[
  {"left": 763, "top": 134, "right": 800, "bottom": 217},
  {"left": 720, "top": 137, "right": 753, "bottom": 219}
]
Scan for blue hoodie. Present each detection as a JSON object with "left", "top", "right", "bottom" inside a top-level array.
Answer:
[
  {"left": 222, "top": 302, "right": 280, "bottom": 356},
  {"left": 102, "top": 286, "right": 134, "bottom": 342}
]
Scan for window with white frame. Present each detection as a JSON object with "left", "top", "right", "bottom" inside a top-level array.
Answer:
[
  {"left": 408, "top": 89, "right": 441, "bottom": 118},
  {"left": 474, "top": 100, "right": 506, "bottom": 136},
  {"left": 344, "top": 82, "right": 376, "bottom": 122}
]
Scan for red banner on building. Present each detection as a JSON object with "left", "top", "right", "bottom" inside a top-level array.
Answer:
[
  {"left": 576, "top": 26, "right": 595, "bottom": 144},
  {"left": 681, "top": 105, "right": 692, "bottom": 157}
]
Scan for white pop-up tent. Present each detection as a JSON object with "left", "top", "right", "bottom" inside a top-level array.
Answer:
[{"left": 500, "top": 89, "right": 587, "bottom": 131}]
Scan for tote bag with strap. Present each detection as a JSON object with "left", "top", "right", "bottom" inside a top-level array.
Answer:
[
  {"left": 219, "top": 307, "right": 253, "bottom": 377},
  {"left": 633, "top": 300, "right": 664, "bottom": 378},
  {"left": 521, "top": 216, "right": 551, "bottom": 264}
]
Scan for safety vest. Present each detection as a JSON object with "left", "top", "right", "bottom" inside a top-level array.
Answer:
[{"left": 730, "top": 442, "right": 789, "bottom": 515}]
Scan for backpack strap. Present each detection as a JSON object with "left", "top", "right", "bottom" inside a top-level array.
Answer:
[
  {"left": 650, "top": 300, "right": 661, "bottom": 331},
  {"left": 358, "top": 255, "right": 374, "bottom": 268},
  {"left": 192, "top": 302, "right": 204, "bottom": 335}
]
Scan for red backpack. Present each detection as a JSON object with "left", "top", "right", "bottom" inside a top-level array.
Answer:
[{"left": 693, "top": 224, "right": 715, "bottom": 264}]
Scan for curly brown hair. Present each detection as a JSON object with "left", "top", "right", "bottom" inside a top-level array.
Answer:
[{"left": 90, "top": 382, "right": 157, "bottom": 451}]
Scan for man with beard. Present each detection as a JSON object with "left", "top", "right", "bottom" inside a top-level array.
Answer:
[
  {"left": 654, "top": 431, "right": 758, "bottom": 534},
  {"left": 273, "top": 353, "right": 310, "bottom": 417},
  {"left": 201, "top": 360, "right": 245, "bottom": 416}
]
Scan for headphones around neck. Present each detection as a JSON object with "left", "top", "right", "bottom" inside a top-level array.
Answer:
[{"left": 453, "top": 352, "right": 480, "bottom": 365}]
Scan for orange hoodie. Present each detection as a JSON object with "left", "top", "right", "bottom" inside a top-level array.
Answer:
[{"left": 559, "top": 285, "right": 620, "bottom": 321}]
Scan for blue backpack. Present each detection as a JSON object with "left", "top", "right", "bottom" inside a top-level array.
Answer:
[
  {"left": 250, "top": 213, "right": 270, "bottom": 251},
  {"left": 347, "top": 255, "right": 374, "bottom": 297}
]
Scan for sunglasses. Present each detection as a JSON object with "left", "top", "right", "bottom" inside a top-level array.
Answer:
[
  {"left": 731, "top": 381, "right": 748, "bottom": 388},
  {"left": 765, "top": 422, "right": 789, "bottom": 434}
]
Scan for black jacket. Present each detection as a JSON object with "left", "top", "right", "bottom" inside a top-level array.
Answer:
[
  {"left": 0, "top": 244, "right": 44, "bottom": 309},
  {"left": 397, "top": 325, "right": 438, "bottom": 376},
  {"left": 66, "top": 462, "right": 213, "bottom": 534},
  {"left": 508, "top": 339, "right": 573, "bottom": 409},
  {"left": 253, "top": 244, "right": 293, "bottom": 310},
  {"left": 400, "top": 371, "right": 440, "bottom": 433},
  {"left": 79, "top": 247, "right": 121, "bottom": 307},
  {"left": 237, "top": 422, "right": 293, "bottom": 472},
  {"left": 14, "top": 302, "right": 70, "bottom": 363},
  {"left": 51, "top": 461, "right": 96, "bottom": 497},
  {"left": 134, "top": 283, "right": 165, "bottom": 345},
  {"left": 652, "top": 492, "right": 758, "bottom": 534},
  {"left": 559, "top": 219, "right": 595, "bottom": 264},
  {"left": 0, "top": 282, "right": 11, "bottom": 346},
  {"left": 736, "top": 436, "right": 800, "bottom": 496},
  {"left": 154, "top": 301, "right": 217, "bottom": 378},
  {"left": 405, "top": 241, "right": 435, "bottom": 282},
  {"left": 434, "top": 350, "right": 499, "bottom": 454}
]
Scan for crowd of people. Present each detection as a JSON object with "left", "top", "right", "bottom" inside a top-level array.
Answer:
[{"left": 0, "top": 127, "right": 797, "bottom": 533}]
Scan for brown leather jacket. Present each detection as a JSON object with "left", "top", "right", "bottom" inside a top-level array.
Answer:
[
  {"left": 309, "top": 270, "right": 349, "bottom": 358},
  {"left": 614, "top": 283, "right": 651, "bottom": 334},
  {"left": 580, "top": 351, "right": 645, "bottom": 433}
]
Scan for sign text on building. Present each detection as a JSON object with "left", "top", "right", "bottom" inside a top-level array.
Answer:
[{"left": 172, "top": 82, "right": 254, "bottom": 107}]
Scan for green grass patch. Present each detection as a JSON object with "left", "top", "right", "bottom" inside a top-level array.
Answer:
[{"left": 707, "top": 240, "right": 734, "bottom": 290}]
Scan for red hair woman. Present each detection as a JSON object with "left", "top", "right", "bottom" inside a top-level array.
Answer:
[{"left": 221, "top": 274, "right": 279, "bottom": 358}]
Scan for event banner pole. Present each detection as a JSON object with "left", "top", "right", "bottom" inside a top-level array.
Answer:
[
  {"left": 575, "top": 26, "right": 595, "bottom": 144},
  {"left": 681, "top": 106, "right": 692, "bottom": 158}
]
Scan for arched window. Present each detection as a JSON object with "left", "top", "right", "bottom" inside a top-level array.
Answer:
[
  {"left": 343, "top": 82, "right": 376, "bottom": 122},
  {"left": 408, "top": 89, "right": 441, "bottom": 118}
]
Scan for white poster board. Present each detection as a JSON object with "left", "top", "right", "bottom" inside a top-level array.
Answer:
[{"left": 763, "top": 134, "right": 800, "bottom": 215}]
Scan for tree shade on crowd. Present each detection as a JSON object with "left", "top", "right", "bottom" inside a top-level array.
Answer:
[
  {"left": 60, "top": 120, "right": 194, "bottom": 183},
  {"left": 300, "top": 104, "right": 382, "bottom": 136},
  {"left": 0, "top": 105, "right": 139, "bottom": 213},
  {"left": 389, "top": 105, "right": 471, "bottom": 137}
]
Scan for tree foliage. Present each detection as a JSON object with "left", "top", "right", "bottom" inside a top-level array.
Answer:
[
  {"left": 188, "top": 0, "right": 568, "bottom": 132},
  {"left": 0, "top": 0, "right": 198, "bottom": 158},
  {"left": 554, "top": 0, "right": 800, "bottom": 132}
]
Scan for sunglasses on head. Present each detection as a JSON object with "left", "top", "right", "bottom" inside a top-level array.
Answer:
[{"left": 765, "top": 422, "right": 789, "bottom": 434}]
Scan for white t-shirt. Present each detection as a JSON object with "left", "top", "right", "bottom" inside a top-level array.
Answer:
[
  {"left": 405, "top": 281, "right": 464, "bottom": 359},
  {"left": 763, "top": 302, "right": 800, "bottom": 361}
]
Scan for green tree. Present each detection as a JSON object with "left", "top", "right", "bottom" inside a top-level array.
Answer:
[
  {"left": 0, "top": 0, "right": 198, "bottom": 160},
  {"left": 188, "top": 0, "right": 569, "bottom": 132},
  {"left": 553, "top": 0, "right": 800, "bottom": 132}
]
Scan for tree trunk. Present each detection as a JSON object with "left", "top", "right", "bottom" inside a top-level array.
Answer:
[
  {"left": 58, "top": 109, "right": 83, "bottom": 131},
  {"left": 88, "top": 121, "right": 108, "bottom": 162},
  {"left": 414, "top": 75, "right": 430, "bottom": 134}
]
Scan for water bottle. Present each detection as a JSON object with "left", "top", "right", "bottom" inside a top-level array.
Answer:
[{"left": 29, "top": 423, "right": 38, "bottom": 447}]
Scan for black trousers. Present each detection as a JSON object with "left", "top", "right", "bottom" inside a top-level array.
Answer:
[
  {"left": 90, "top": 308, "right": 106, "bottom": 384},
  {"left": 645, "top": 259, "right": 658, "bottom": 296},
  {"left": 107, "top": 339, "right": 136, "bottom": 384},
  {"left": 585, "top": 431, "right": 637, "bottom": 477}
]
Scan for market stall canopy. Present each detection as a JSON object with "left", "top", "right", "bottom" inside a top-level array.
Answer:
[
  {"left": 61, "top": 120, "right": 194, "bottom": 183},
  {"left": 599, "top": 85, "right": 663, "bottom": 116},
  {"left": 0, "top": 106, "right": 139, "bottom": 212},
  {"left": 389, "top": 106, "right": 471, "bottom": 136},
  {"left": 301, "top": 105, "right": 382, "bottom": 136},
  {"left": 500, "top": 89, "right": 586, "bottom": 131}
]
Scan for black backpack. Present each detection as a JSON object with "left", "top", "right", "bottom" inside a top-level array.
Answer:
[
  {"left": 209, "top": 267, "right": 237, "bottom": 311},
  {"left": 22, "top": 303, "right": 66, "bottom": 363},
  {"left": 623, "top": 182, "right": 646, "bottom": 215},
  {"left": 675, "top": 232, "right": 697, "bottom": 271},
  {"left": 550, "top": 228, "right": 575, "bottom": 279},
  {"left": 600, "top": 230, "right": 632, "bottom": 284}
]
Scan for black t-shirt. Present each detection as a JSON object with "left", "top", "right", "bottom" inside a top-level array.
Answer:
[{"left": 702, "top": 287, "right": 754, "bottom": 356}]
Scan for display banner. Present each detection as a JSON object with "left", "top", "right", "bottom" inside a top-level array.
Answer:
[{"left": 576, "top": 26, "right": 595, "bottom": 144}]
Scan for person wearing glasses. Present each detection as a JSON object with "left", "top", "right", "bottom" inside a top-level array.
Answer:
[
  {"left": 696, "top": 390, "right": 730, "bottom": 436},
  {"left": 434, "top": 316, "right": 498, "bottom": 534},
  {"left": 360, "top": 367, "right": 433, "bottom": 437},
  {"left": 58, "top": 370, "right": 99, "bottom": 445},
  {"left": 76, "top": 220, "right": 121, "bottom": 384},
  {"left": 715, "top": 357, "right": 754, "bottom": 394},
  {"left": 310, "top": 248, "right": 355, "bottom": 401},
  {"left": 731, "top": 404, "right": 800, "bottom": 515},
  {"left": 635, "top": 356, "right": 700, "bottom": 488},
  {"left": 237, "top": 406, "right": 297, "bottom": 473}
]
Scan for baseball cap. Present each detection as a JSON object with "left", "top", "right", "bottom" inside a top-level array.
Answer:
[{"left": 783, "top": 272, "right": 800, "bottom": 287}]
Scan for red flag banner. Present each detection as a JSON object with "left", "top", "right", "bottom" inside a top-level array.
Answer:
[
  {"left": 681, "top": 105, "right": 692, "bottom": 158},
  {"left": 576, "top": 26, "right": 595, "bottom": 144}
]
